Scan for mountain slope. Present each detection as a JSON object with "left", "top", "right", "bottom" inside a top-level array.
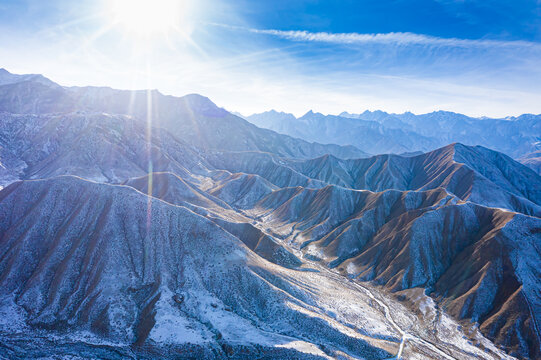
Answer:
[
  {"left": 0, "top": 176, "right": 513, "bottom": 359},
  {"left": 0, "top": 112, "right": 208, "bottom": 187},
  {"left": 0, "top": 70, "right": 365, "bottom": 160},
  {"left": 123, "top": 172, "right": 301, "bottom": 269},
  {"left": 0, "top": 176, "right": 401, "bottom": 359},
  {"left": 241, "top": 184, "right": 541, "bottom": 359},
  {"left": 208, "top": 144, "right": 541, "bottom": 217},
  {"left": 298, "top": 144, "right": 541, "bottom": 216},
  {"left": 519, "top": 150, "right": 541, "bottom": 175}
]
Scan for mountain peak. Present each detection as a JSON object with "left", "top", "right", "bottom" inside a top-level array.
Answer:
[
  {"left": 178, "top": 93, "right": 228, "bottom": 117},
  {"left": 0, "top": 68, "right": 59, "bottom": 88},
  {"left": 180, "top": 93, "right": 212, "bottom": 103},
  {"left": 299, "top": 109, "right": 325, "bottom": 120},
  {"left": 426, "top": 110, "right": 470, "bottom": 119},
  {"left": 265, "top": 109, "right": 295, "bottom": 117}
]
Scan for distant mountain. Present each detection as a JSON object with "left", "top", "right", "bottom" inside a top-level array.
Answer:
[
  {"left": 246, "top": 108, "right": 541, "bottom": 159},
  {"left": 0, "top": 69, "right": 365, "bottom": 160},
  {"left": 247, "top": 110, "right": 439, "bottom": 155},
  {"left": 340, "top": 110, "right": 412, "bottom": 130},
  {"left": 342, "top": 110, "right": 541, "bottom": 158},
  {"left": 245, "top": 110, "right": 297, "bottom": 133}
]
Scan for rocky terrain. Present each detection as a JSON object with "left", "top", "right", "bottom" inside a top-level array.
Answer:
[{"left": 0, "top": 69, "right": 540, "bottom": 359}]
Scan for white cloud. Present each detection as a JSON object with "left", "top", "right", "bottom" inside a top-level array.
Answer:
[{"left": 215, "top": 23, "right": 541, "bottom": 50}]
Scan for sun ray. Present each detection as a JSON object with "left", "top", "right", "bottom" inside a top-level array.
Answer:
[{"left": 145, "top": 57, "right": 154, "bottom": 236}]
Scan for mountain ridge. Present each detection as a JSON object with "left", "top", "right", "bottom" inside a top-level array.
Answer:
[
  {"left": 0, "top": 68, "right": 539, "bottom": 359},
  {"left": 246, "top": 108, "right": 541, "bottom": 159},
  {"left": 207, "top": 143, "right": 541, "bottom": 217},
  {"left": 0, "top": 69, "right": 366, "bottom": 160},
  {"left": 2, "top": 175, "right": 514, "bottom": 359}
]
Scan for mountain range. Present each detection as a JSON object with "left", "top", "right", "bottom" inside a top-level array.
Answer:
[
  {"left": 245, "top": 109, "right": 541, "bottom": 169},
  {"left": 0, "top": 69, "right": 539, "bottom": 359},
  {"left": 0, "top": 69, "right": 365, "bottom": 162}
]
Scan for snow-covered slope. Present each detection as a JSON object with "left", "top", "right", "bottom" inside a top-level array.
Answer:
[
  {"left": 0, "top": 70, "right": 365, "bottom": 160},
  {"left": 0, "top": 112, "right": 208, "bottom": 186},
  {"left": 238, "top": 183, "right": 540, "bottom": 359},
  {"left": 207, "top": 144, "right": 541, "bottom": 217},
  {"left": 0, "top": 176, "right": 515, "bottom": 359}
]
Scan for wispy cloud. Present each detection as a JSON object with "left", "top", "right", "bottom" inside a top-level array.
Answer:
[{"left": 213, "top": 23, "right": 541, "bottom": 49}]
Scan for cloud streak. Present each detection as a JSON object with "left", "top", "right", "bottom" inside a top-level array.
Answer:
[{"left": 214, "top": 23, "right": 541, "bottom": 50}]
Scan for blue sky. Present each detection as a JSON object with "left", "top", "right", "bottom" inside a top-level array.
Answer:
[{"left": 0, "top": 0, "right": 540, "bottom": 117}]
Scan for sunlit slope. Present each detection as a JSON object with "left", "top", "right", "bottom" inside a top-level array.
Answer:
[
  {"left": 0, "top": 71, "right": 365, "bottom": 160},
  {"left": 238, "top": 182, "right": 540, "bottom": 359},
  {"left": 0, "top": 176, "right": 404, "bottom": 359},
  {"left": 209, "top": 143, "right": 541, "bottom": 216}
]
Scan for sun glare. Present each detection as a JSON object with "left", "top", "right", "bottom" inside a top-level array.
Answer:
[{"left": 110, "top": 0, "right": 187, "bottom": 36}]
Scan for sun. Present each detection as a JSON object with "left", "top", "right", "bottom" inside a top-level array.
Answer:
[{"left": 110, "top": 0, "right": 188, "bottom": 36}]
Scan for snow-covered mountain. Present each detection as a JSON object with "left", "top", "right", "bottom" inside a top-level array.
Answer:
[
  {"left": 207, "top": 143, "right": 541, "bottom": 217},
  {"left": 247, "top": 185, "right": 540, "bottom": 360},
  {"left": 0, "top": 112, "right": 210, "bottom": 186},
  {"left": 2, "top": 175, "right": 521, "bottom": 359},
  {"left": 0, "top": 68, "right": 59, "bottom": 88},
  {"left": 244, "top": 109, "right": 297, "bottom": 133},
  {"left": 0, "top": 69, "right": 540, "bottom": 359},
  {"left": 247, "top": 110, "right": 440, "bottom": 155},
  {"left": 246, "top": 109, "right": 541, "bottom": 159},
  {"left": 0, "top": 70, "right": 365, "bottom": 160}
]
